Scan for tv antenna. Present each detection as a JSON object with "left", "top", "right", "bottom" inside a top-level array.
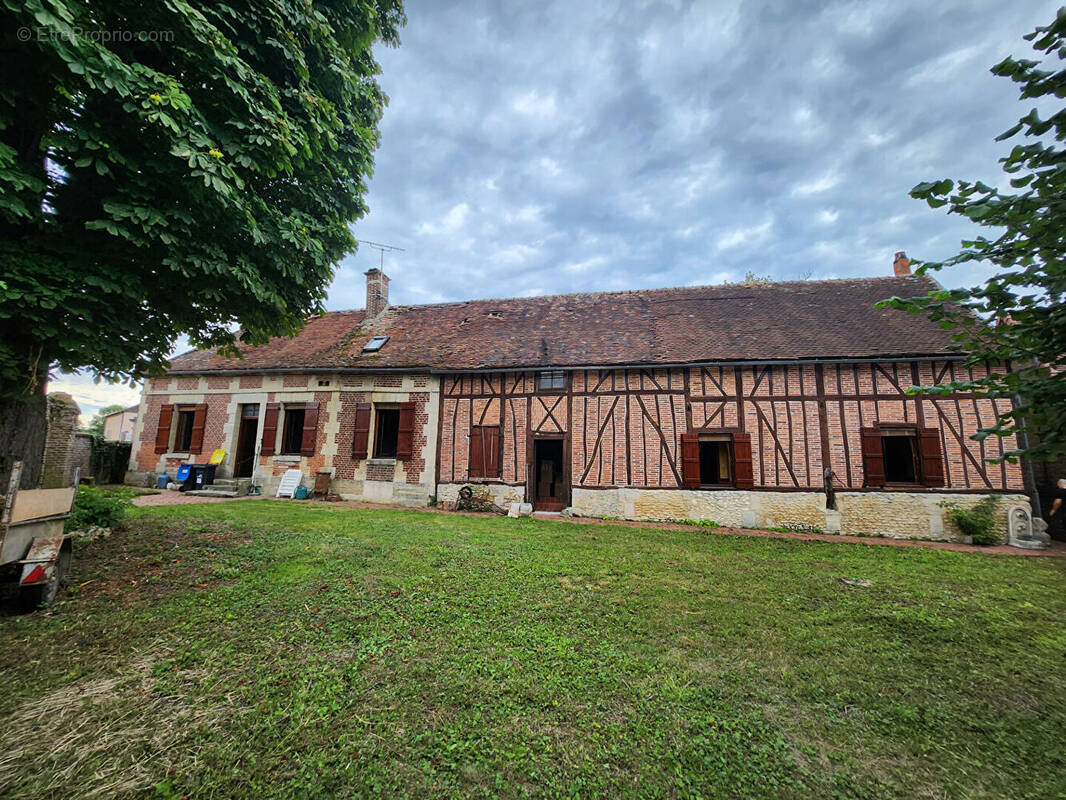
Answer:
[{"left": 356, "top": 239, "right": 405, "bottom": 270}]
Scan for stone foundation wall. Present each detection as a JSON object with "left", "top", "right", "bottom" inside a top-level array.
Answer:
[
  {"left": 571, "top": 487, "right": 1029, "bottom": 542},
  {"left": 436, "top": 482, "right": 526, "bottom": 509}
]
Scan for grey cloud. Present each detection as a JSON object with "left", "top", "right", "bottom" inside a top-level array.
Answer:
[{"left": 335, "top": 0, "right": 1061, "bottom": 308}]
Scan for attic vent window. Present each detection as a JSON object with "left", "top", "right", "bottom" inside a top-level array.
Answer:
[
  {"left": 538, "top": 370, "right": 566, "bottom": 390},
  {"left": 362, "top": 336, "right": 389, "bottom": 353},
  {"left": 487, "top": 310, "right": 502, "bottom": 318}
]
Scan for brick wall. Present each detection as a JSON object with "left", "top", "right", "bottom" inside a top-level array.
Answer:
[
  {"left": 40, "top": 393, "right": 80, "bottom": 488},
  {"left": 439, "top": 362, "right": 1023, "bottom": 497}
]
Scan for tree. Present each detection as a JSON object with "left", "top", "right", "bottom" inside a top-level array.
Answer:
[
  {"left": 0, "top": 0, "right": 405, "bottom": 488},
  {"left": 86, "top": 404, "right": 126, "bottom": 438},
  {"left": 880, "top": 9, "right": 1066, "bottom": 462}
]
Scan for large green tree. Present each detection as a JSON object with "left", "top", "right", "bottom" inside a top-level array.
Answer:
[
  {"left": 882, "top": 9, "right": 1066, "bottom": 462},
  {"left": 0, "top": 0, "right": 404, "bottom": 488}
]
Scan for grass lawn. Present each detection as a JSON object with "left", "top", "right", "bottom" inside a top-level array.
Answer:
[{"left": 1, "top": 501, "right": 1064, "bottom": 799}]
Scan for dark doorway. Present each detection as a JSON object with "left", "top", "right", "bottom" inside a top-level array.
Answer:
[
  {"left": 234, "top": 404, "right": 259, "bottom": 478},
  {"left": 532, "top": 438, "right": 566, "bottom": 511}
]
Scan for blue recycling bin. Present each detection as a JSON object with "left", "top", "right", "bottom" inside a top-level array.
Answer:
[{"left": 175, "top": 464, "right": 191, "bottom": 482}]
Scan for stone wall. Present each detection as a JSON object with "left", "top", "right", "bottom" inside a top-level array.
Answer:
[
  {"left": 436, "top": 482, "right": 526, "bottom": 509},
  {"left": 570, "top": 486, "right": 1029, "bottom": 542},
  {"left": 39, "top": 393, "right": 80, "bottom": 489}
]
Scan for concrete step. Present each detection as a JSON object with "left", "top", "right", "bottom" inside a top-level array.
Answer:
[{"left": 185, "top": 488, "right": 240, "bottom": 498}]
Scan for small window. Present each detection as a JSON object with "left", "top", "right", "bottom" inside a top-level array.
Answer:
[
  {"left": 374, "top": 408, "right": 400, "bottom": 459},
  {"left": 882, "top": 429, "right": 919, "bottom": 484},
  {"left": 281, "top": 407, "right": 306, "bottom": 455},
  {"left": 539, "top": 370, "right": 566, "bottom": 390},
  {"left": 317, "top": 379, "right": 330, "bottom": 387},
  {"left": 699, "top": 438, "right": 733, "bottom": 485},
  {"left": 174, "top": 409, "right": 196, "bottom": 451},
  {"left": 362, "top": 336, "right": 389, "bottom": 353}
]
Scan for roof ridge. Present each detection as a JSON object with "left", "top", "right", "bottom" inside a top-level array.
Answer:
[{"left": 375, "top": 274, "right": 933, "bottom": 313}]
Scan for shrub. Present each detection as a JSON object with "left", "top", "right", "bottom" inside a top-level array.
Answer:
[
  {"left": 65, "top": 485, "right": 131, "bottom": 532},
  {"left": 943, "top": 496, "right": 1000, "bottom": 545}
]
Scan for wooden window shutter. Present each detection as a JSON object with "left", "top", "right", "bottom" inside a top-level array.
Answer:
[
  {"left": 469, "top": 426, "right": 501, "bottom": 478},
  {"left": 485, "top": 427, "right": 501, "bottom": 478},
  {"left": 188, "top": 404, "right": 207, "bottom": 454},
  {"left": 351, "top": 403, "right": 371, "bottom": 460},
  {"left": 300, "top": 402, "right": 320, "bottom": 457},
  {"left": 860, "top": 426, "right": 885, "bottom": 487},
  {"left": 396, "top": 401, "right": 416, "bottom": 460},
  {"left": 733, "top": 432, "right": 754, "bottom": 489},
  {"left": 469, "top": 427, "right": 485, "bottom": 477},
  {"left": 260, "top": 403, "right": 280, "bottom": 457},
  {"left": 680, "top": 432, "right": 701, "bottom": 489},
  {"left": 918, "top": 427, "right": 945, "bottom": 487},
  {"left": 154, "top": 404, "right": 174, "bottom": 454}
]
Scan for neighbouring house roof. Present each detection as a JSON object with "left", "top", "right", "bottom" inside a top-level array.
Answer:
[
  {"left": 166, "top": 275, "right": 960, "bottom": 374},
  {"left": 104, "top": 405, "right": 139, "bottom": 418}
]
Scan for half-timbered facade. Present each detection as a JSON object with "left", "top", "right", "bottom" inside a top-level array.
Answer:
[{"left": 128, "top": 262, "right": 1030, "bottom": 539}]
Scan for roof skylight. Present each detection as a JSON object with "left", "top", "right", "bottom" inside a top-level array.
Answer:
[{"left": 362, "top": 335, "right": 389, "bottom": 353}]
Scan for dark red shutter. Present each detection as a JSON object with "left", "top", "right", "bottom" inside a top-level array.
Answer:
[
  {"left": 733, "top": 432, "right": 754, "bottom": 489},
  {"left": 352, "top": 403, "right": 371, "bottom": 460},
  {"left": 918, "top": 427, "right": 945, "bottom": 487},
  {"left": 188, "top": 404, "right": 207, "bottom": 454},
  {"left": 485, "top": 427, "right": 501, "bottom": 477},
  {"left": 860, "top": 427, "right": 885, "bottom": 487},
  {"left": 261, "top": 402, "right": 280, "bottom": 457},
  {"left": 681, "top": 432, "right": 700, "bottom": 488},
  {"left": 396, "top": 401, "right": 416, "bottom": 460},
  {"left": 469, "top": 427, "right": 485, "bottom": 477},
  {"left": 154, "top": 404, "right": 174, "bottom": 453},
  {"left": 300, "top": 402, "right": 320, "bottom": 457}
]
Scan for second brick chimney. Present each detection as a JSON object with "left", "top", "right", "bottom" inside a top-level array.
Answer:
[
  {"left": 895, "top": 251, "right": 912, "bottom": 277},
  {"left": 893, "top": 251, "right": 911, "bottom": 276},
  {"left": 365, "top": 268, "right": 389, "bottom": 319}
]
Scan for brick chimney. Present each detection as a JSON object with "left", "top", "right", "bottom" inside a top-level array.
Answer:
[
  {"left": 893, "top": 251, "right": 911, "bottom": 276},
  {"left": 365, "top": 268, "right": 389, "bottom": 319}
]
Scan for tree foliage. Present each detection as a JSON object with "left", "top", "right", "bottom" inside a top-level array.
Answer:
[
  {"left": 0, "top": 0, "right": 405, "bottom": 398},
  {"left": 880, "top": 9, "right": 1066, "bottom": 462}
]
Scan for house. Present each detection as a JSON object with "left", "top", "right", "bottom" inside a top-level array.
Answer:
[
  {"left": 102, "top": 405, "right": 138, "bottom": 442},
  {"left": 126, "top": 256, "right": 1030, "bottom": 539}
]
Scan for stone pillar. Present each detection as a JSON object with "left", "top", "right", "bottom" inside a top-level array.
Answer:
[{"left": 39, "top": 393, "right": 81, "bottom": 489}]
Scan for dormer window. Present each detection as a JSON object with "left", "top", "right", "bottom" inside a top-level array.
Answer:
[
  {"left": 362, "top": 335, "right": 388, "bottom": 353},
  {"left": 538, "top": 370, "right": 566, "bottom": 390}
]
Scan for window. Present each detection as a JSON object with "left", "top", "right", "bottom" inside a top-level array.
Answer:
[
  {"left": 374, "top": 408, "right": 400, "bottom": 459},
  {"left": 362, "top": 335, "right": 389, "bottom": 353},
  {"left": 174, "top": 409, "right": 196, "bottom": 452},
  {"left": 881, "top": 428, "right": 919, "bottom": 484},
  {"left": 281, "top": 407, "right": 306, "bottom": 455},
  {"left": 681, "top": 430, "right": 753, "bottom": 490},
  {"left": 698, "top": 437, "right": 733, "bottom": 485},
  {"left": 538, "top": 370, "right": 566, "bottom": 390}
]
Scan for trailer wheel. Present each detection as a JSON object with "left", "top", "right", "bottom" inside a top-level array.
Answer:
[{"left": 20, "top": 540, "right": 72, "bottom": 610}]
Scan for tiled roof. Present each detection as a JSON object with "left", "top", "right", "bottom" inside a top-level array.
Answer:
[{"left": 166, "top": 275, "right": 960, "bottom": 373}]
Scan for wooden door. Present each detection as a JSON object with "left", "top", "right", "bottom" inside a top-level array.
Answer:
[
  {"left": 532, "top": 438, "right": 567, "bottom": 511},
  {"left": 234, "top": 404, "right": 260, "bottom": 478}
]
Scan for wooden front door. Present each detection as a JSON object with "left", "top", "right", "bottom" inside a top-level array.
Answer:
[
  {"left": 234, "top": 404, "right": 260, "bottom": 478},
  {"left": 532, "top": 438, "right": 567, "bottom": 511}
]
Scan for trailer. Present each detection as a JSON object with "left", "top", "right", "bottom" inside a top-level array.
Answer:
[{"left": 1, "top": 461, "right": 76, "bottom": 608}]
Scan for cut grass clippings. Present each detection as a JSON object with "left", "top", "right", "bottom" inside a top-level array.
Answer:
[{"left": 0, "top": 501, "right": 1063, "bottom": 798}]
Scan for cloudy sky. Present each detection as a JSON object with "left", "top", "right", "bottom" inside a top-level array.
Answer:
[{"left": 53, "top": 0, "right": 1060, "bottom": 421}]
